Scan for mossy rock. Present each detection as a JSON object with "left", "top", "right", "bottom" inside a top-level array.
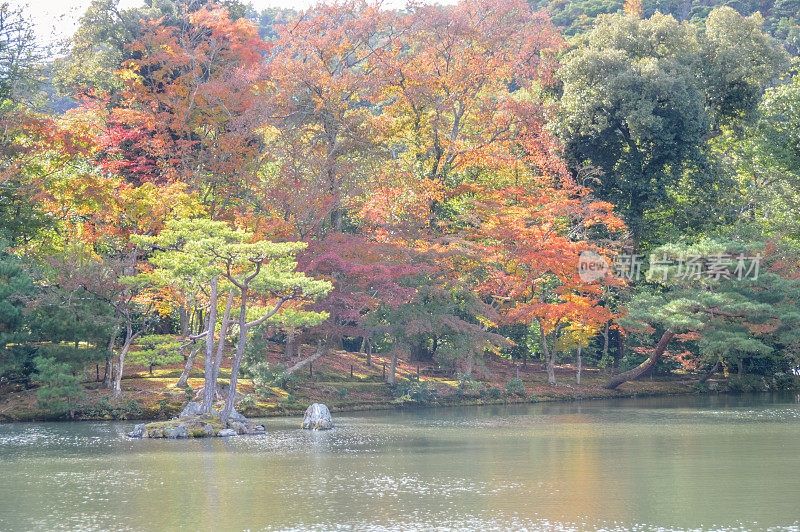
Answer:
[
  {"left": 138, "top": 415, "right": 225, "bottom": 438},
  {"left": 132, "top": 413, "right": 264, "bottom": 438}
]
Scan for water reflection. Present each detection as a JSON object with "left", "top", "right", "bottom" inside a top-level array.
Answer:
[{"left": 1, "top": 394, "right": 799, "bottom": 531}]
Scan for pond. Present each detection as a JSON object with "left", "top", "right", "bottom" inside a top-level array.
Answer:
[{"left": 1, "top": 393, "right": 799, "bottom": 531}]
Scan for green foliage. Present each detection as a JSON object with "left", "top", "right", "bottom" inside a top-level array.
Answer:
[
  {"left": 252, "top": 7, "right": 296, "bottom": 41},
  {"left": 392, "top": 381, "right": 439, "bottom": 404},
  {"left": 128, "top": 335, "right": 184, "bottom": 374},
  {"left": 0, "top": 2, "right": 40, "bottom": 105},
  {"left": 0, "top": 190, "right": 52, "bottom": 246},
  {"left": 457, "top": 372, "right": 482, "bottom": 392},
  {"left": 83, "top": 396, "right": 142, "bottom": 419},
  {"left": 52, "top": 0, "right": 184, "bottom": 96},
  {"left": 772, "top": 372, "right": 800, "bottom": 390},
  {"left": 715, "top": 62, "right": 800, "bottom": 245},
  {"left": 555, "top": 9, "right": 786, "bottom": 244},
  {"left": 505, "top": 378, "right": 526, "bottom": 397},
  {"left": 725, "top": 374, "right": 768, "bottom": 393},
  {"left": 33, "top": 356, "right": 84, "bottom": 417},
  {"left": 239, "top": 394, "right": 256, "bottom": 407},
  {"left": 623, "top": 239, "right": 800, "bottom": 375},
  {"left": 134, "top": 217, "right": 331, "bottom": 326},
  {"left": 0, "top": 243, "right": 34, "bottom": 379},
  {"left": 532, "top": 0, "right": 624, "bottom": 37},
  {"left": 278, "top": 389, "right": 300, "bottom": 408},
  {"left": 242, "top": 348, "right": 298, "bottom": 392},
  {"left": 370, "top": 273, "right": 505, "bottom": 372}
]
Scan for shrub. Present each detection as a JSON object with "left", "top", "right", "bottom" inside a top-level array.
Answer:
[
  {"left": 488, "top": 387, "right": 503, "bottom": 398},
  {"left": 125, "top": 399, "right": 142, "bottom": 416},
  {"left": 505, "top": 378, "right": 526, "bottom": 397},
  {"left": 457, "top": 372, "right": 482, "bottom": 393},
  {"left": 393, "top": 381, "right": 439, "bottom": 404},
  {"left": 726, "top": 375, "right": 767, "bottom": 393},
  {"left": 278, "top": 390, "right": 300, "bottom": 408},
  {"left": 34, "top": 356, "right": 85, "bottom": 418},
  {"left": 773, "top": 373, "right": 799, "bottom": 390},
  {"left": 239, "top": 394, "right": 256, "bottom": 407}
]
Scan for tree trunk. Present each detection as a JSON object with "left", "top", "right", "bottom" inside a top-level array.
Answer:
[
  {"left": 539, "top": 321, "right": 556, "bottom": 385},
  {"left": 602, "top": 321, "right": 610, "bottom": 360},
  {"left": 387, "top": 350, "right": 398, "bottom": 384},
  {"left": 102, "top": 357, "right": 113, "bottom": 389},
  {"left": 463, "top": 356, "right": 474, "bottom": 376},
  {"left": 112, "top": 325, "right": 135, "bottom": 398},
  {"left": 284, "top": 340, "right": 325, "bottom": 375},
  {"left": 210, "top": 289, "right": 235, "bottom": 395},
  {"left": 365, "top": 338, "right": 372, "bottom": 366},
  {"left": 218, "top": 283, "right": 289, "bottom": 423},
  {"left": 699, "top": 359, "right": 720, "bottom": 383},
  {"left": 284, "top": 328, "right": 295, "bottom": 361},
  {"left": 603, "top": 330, "right": 675, "bottom": 389},
  {"left": 617, "top": 328, "right": 626, "bottom": 364},
  {"left": 221, "top": 292, "right": 249, "bottom": 423},
  {"left": 201, "top": 276, "right": 219, "bottom": 413},
  {"left": 576, "top": 345, "right": 582, "bottom": 385},
  {"left": 179, "top": 304, "right": 190, "bottom": 338},
  {"left": 102, "top": 320, "right": 121, "bottom": 389},
  {"left": 177, "top": 347, "right": 200, "bottom": 388}
]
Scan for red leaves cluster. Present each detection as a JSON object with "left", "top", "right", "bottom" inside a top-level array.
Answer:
[{"left": 92, "top": 5, "right": 268, "bottom": 206}]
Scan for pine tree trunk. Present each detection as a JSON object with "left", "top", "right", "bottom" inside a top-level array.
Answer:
[
  {"left": 284, "top": 328, "right": 294, "bottom": 361},
  {"left": 179, "top": 305, "right": 190, "bottom": 338},
  {"left": 102, "top": 357, "right": 113, "bottom": 389},
  {"left": 604, "top": 330, "right": 675, "bottom": 389},
  {"left": 699, "top": 359, "right": 720, "bottom": 383},
  {"left": 576, "top": 345, "right": 582, "bottom": 385},
  {"left": 202, "top": 277, "right": 219, "bottom": 413},
  {"left": 210, "top": 290, "right": 235, "bottom": 396},
  {"left": 284, "top": 341, "right": 325, "bottom": 375},
  {"left": 221, "top": 295, "right": 248, "bottom": 423},
  {"left": 365, "top": 338, "right": 372, "bottom": 366},
  {"left": 177, "top": 347, "right": 200, "bottom": 388}
]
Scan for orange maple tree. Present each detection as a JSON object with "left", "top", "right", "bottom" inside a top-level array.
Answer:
[{"left": 95, "top": 4, "right": 267, "bottom": 218}]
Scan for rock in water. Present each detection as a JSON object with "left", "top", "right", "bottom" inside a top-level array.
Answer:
[
  {"left": 217, "top": 429, "right": 237, "bottom": 437},
  {"left": 127, "top": 423, "right": 147, "bottom": 438},
  {"left": 179, "top": 401, "right": 205, "bottom": 418},
  {"left": 164, "top": 424, "right": 189, "bottom": 439},
  {"left": 302, "top": 403, "right": 333, "bottom": 430},
  {"left": 228, "top": 409, "right": 247, "bottom": 423}
]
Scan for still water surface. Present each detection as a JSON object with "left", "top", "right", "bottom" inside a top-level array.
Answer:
[{"left": 1, "top": 394, "right": 799, "bottom": 531}]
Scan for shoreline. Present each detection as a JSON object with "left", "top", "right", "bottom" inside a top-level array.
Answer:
[
  {"left": 3, "top": 349, "right": 796, "bottom": 423},
  {"left": 0, "top": 379, "right": 750, "bottom": 423}
]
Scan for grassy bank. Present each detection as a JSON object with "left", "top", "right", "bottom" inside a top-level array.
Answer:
[{"left": 1, "top": 348, "right": 794, "bottom": 422}]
